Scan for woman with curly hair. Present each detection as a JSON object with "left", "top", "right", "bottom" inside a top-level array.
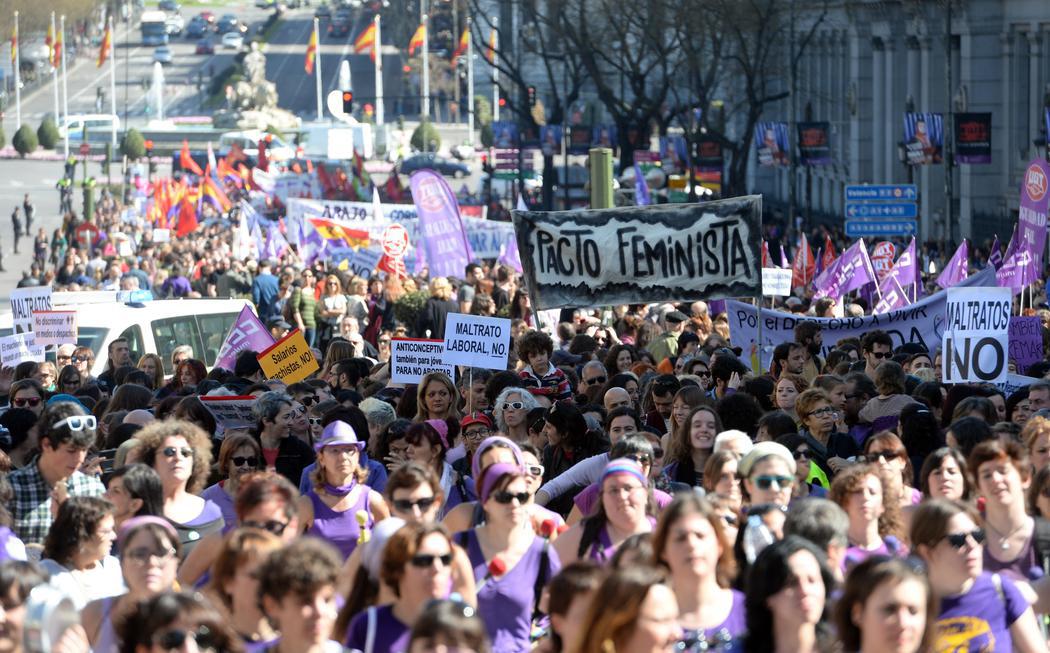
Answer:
[
  {"left": 116, "top": 591, "right": 242, "bottom": 653},
  {"left": 40, "top": 496, "right": 121, "bottom": 609},
  {"left": 604, "top": 344, "right": 638, "bottom": 376},
  {"left": 136, "top": 419, "right": 223, "bottom": 557},
  {"left": 829, "top": 463, "right": 906, "bottom": 573}
]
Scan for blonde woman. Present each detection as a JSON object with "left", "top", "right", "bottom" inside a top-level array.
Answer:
[
  {"left": 416, "top": 277, "right": 458, "bottom": 340},
  {"left": 415, "top": 372, "right": 462, "bottom": 422},
  {"left": 136, "top": 353, "right": 165, "bottom": 390},
  {"left": 318, "top": 273, "right": 348, "bottom": 350}
]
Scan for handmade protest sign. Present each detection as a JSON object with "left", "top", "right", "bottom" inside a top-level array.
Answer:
[
  {"left": 257, "top": 329, "right": 320, "bottom": 384},
  {"left": 441, "top": 314, "right": 511, "bottom": 370},
  {"left": 390, "top": 338, "right": 455, "bottom": 384},
  {"left": 512, "top": 197, "right": 761, "bottom": 310},
  {"left": 0, "top": 333, "right": 44, "bottom": 366},
  {"left": 1008, "top": 316, "right": 1043, "bottom": 375},
  {"left": 199, "top": 396, "right": 258, "bottom": 431},
  {"left": 10, "top": 287, "right": 52, "bottom": 334},
  {"left": 216, "top": 306, "right": 275, "bottom": 372},
  {"left": 762, "top": 269, "right": 792, "bottom": 296},
  {"left": 348, "top": 248, "right": 384, "bottom": 278},
  {"left": 942, "top": 286, "right": 1011, "bottom": 384},
  {"left": 31, "top": 311, "right": 77, "bottom": 347}
]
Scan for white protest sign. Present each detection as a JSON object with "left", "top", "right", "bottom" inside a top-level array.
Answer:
[
  {"left": 31, "top": 311, "right": 78, "bottom": 347},
  {"left": 441, "top": 314, "right": 511, "bottom": 370},
  {"left": 348, "top": 248, "right": 384, "bottom": 278},
  {"left": 10, "top": 287, "right": 53, "bottom": 334},
  {"left": 390, "top": 338, "right": 456, "bottom": 384},
  {"left": 199, "top": 396, "right": 259, "bottom": 431},
  {"left": 0, "top": 333, "right": 44, "bottom": 366},
  {"left": 152, "top": 228, "right": 170, "bottom": 243},
  {"left": 762, "top": 268, "right": 792, "bottom": 296},
  {"left": 942, "top": 286, "right": 1011, "bottom": 384}
]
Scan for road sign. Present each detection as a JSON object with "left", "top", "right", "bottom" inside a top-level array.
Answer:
[
  {"left": 845, "top": 202, "right": 918, "bottom": 219},
  {"left": 845, "top": 220, "right": 917, "bottom": 238},
  {"left": 845, "top": 184, "right": 918, "bottom": 201}
]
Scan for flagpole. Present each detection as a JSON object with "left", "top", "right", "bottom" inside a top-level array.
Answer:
[
  {"left": 491, "top": 16, "right": 498, "bottom": 122},
  {"left": 60, "top": 14, "right": 69, "bottom": 159},
  {"left": 108, "top": 17, "right": 117, "bottom": 151},
  {"left": 374, "top": 14, "right": 383, "bottom": 126},
  {"left": 313, "top": 18, "right": 323, "bottom": 122},
  {"left": 466, "top": 17, "right": 474, "bottom": 146},
  {"left": 13, "top": 11, "right": 20, "bottom": 129},
  {"left": 50, "top": 13, "right": 59, "bottom": 148},
  {"left": 421, "top": 14, "right": 429, "bottom": 124}
]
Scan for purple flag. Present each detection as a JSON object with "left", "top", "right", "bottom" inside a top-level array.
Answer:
[
  {"left": 1003, "top": 223, "right": 1019, "bottom": 261},
  {"left": 633, "top": 164, "right": 652, "bottom": 206},
  {"left": 814, "top": 247, "right": 824, "bottom": 278},
  {"left": 936, "top": 240, "right": 968, "bottom": 289},
  {"left": 998, "top": 160, "right": 1050, "bottom": 292},
  {"left": 779, "top": 244, "right": 789, "bottom": 269},
  {"left": 996, "top": 244, "right": 1039, "bottom": 290},
  {"left": 988, "top": 235, "right": 1003, "bottom": 270},
  {"left": 873, "top": 273, "right": 911, "bottom": 314},
  {"left": 885, "top": 237, "right": 918, "bottom": 289},
  {"left": 410, "top": 170, "right": 474, "bottom": 279},
  {"left": 215, "top": 306, "right": 275, "bottom": 371},
  {"left": 813, "top": 239, "right": 876, "bottom": 299}
]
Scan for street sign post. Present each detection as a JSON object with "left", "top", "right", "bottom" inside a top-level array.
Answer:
[
  {"left": 845, "top": 202, "right": 919, "bottom": 219},
  {"left": 844, "top": 184, "right": 918, "bottom": 237},
  {"left": 845, "top": 220, "right": 918, "bottom": 238},
  {"left": 845, "top": 184, "right": 918, "bottom": 201}
]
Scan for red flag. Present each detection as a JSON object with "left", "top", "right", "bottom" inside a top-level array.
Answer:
[
  {"left": 179, "top": 140, "right": 204, "bottom": 176},
  {"left": 761, "top": 240, "right": 772, "bottom": 268},
  {"left": 353, "top": 23, "right": 376, "bottom": 61},
  {"left": 305, "top": 22, "right": 318, "bottom": 74},
  {"left": 176, "top": 199, "right": 199, "bottom": 237},
  {"left": 792, "top": 234, "right": 816, "bottom": 288},
  {"left": 822, "top": 234, "right": 836, "bottom": 270},
  {"left": 257, "top": 139, "right": 269, "bottom": 172}
]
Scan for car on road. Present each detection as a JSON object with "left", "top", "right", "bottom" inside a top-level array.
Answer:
[
  {"left": 195, "top": 38, "right": 215, "bottom": 54},
  {"left": 400, "top": 153, "right": 470, "bottom": 178},
  {"left": 221, "top": 31, "right": 244, "bottom": 49},
  {"left": 60, "top": 114, "right": 121, "bottom": 139},
  {"left": 186, "top": 15, "right": 208, "bottom": 38},
  {"left": 329, "top": 10, "right": 352, "bottom": 35},
  {"left": 158, "top": 0, "right": 181, "bottom": 12},
  {"left": 314, "top": 3, "right": 331, "bottom": 18},
  {"left": 153, "top": 45, "right": 174, "bottom": 64},
  {"left": 165, "top": 14, "right": 185, "bottom": 36},
  {"left": 217, "top": 14, "right": 247, "bottom": 34}
]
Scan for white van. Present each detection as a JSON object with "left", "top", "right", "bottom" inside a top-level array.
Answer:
[
  {"left": 61, "top": 114, "right": 121, "bottom": 140},
  {"left": 219, "top": 130, "right": 296, "bottom": 161},
  {"left": 0, "top": 295, "right": 252, "bottom": 377}
]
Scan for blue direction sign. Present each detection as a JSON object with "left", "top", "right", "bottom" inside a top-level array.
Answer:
[
  {"left": 845, "top": 220, "right": 917, "bottom": 238},
  {"left": 845, "top": 202, "right": 919, "bottom": 219},
  {"left": 845, "top": 184, "right": 918, "bottom": 201}
]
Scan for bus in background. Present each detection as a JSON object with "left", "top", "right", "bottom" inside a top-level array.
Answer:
[{"left": 141, "top": 10, "right": 169, "bottom": 46}]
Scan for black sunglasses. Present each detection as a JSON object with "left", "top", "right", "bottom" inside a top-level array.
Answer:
[
  {"left": 868, "top": 351, "right": 890, "bottom": 359},
  {"left": 231, "top": 456, "right": 258, "bottom": 467},
  {"left": 153, "top": 626, "right": 218, "bottom": 651},
  {"left": 586, "top": 375, "right": 607, "bottom": 385},
  {"left": 243, "top": 519, "right": 290, "bottom": 536},
  {"left": 410, "top": 553, "right": 453, "bottom": 568},
  {"left": 492, "top": 490, "right": 530, "bottom": 504},
  {"left": 943, "top": 529, "right": 985, "bottom": 549},
  {"left": 392, "top": 496, "right": 437, "bottom": 512},
  {"left": 162, "top": 446, "right": 193, "bottom": 459},
  {"left": 300, "top": 395, "right": 318, "bottom": 407}
]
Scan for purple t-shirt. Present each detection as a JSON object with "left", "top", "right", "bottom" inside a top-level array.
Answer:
[
  {"left": 200, "top": 483, "right": 237, "bottom": 528},
  {"left": 842, "top": 536, "right": 903, "bottom": 574},
  {"left": 984, "top": 532, "right": 1041, "bottom": 585},
  {"left": 679, "top": 589, "right": 747, "bottom": 650},
  {"left": 934, "top": 572, "right": 1027, "bottom": 652},
  {"left": 345, "top": 605, "right": 410, "bottom": 653},
  {"left": 572, "top": 482, "right": 672, "bottom": 518},
  {"left": 460, "top": 530, "right": 561, "bottom": 653},
  {"left": 306, "top": 486, "right": 373, "bottom": 560}
]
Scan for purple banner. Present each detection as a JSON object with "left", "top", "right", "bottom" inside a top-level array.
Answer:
[
  {"left": 1009, "top": 316, "right": 1043, "bottom": 374},
  {"left": 215, "top": 306, "right": 276, "bottom": 371},
  {"left": 998, "top": 160, "right": 1050, "bottom": 291},
  {"left": 813, "top": 239, "right": 876, "bottom": 299},
  {"left": 410, "top": 170, "right": 475, "bottom": 279}
]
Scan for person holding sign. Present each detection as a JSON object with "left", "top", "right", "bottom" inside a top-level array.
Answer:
[{"left": 298, "top": 421, "right": 389, "bottom": 560}]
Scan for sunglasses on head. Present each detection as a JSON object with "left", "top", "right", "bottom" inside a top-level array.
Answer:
[
  {"left": 753, "top": 475, "right": 793, "bottom": 490},
  {"left": 243, "top": 519, "right": 290, "bottom": 536},
  {"left": 162, "top": 446, "right": 193, "bottom": 459},
  {"left": 492, "top": 490, "right": 530, "bottom": 504},
  {"left": 54, "top": 414, "right": 95, "bottom": 431},
  {"left": 13, "top": 397, "right": 41, "bottom": 408},
  {"left": 392, "top": 496, "right": 437, "bottom": 512},
  {"left": 410, "top": 553, "right": 453, "bottom": 568},
  {"left": 943, "top": 529, "right": 985, "bottom": 549},
  {"left": 231, "top": 456, "right": 258, "bottom": 468}
]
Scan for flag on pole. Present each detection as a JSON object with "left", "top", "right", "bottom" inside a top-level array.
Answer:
[
  {"left": 45, "top": 22, "right": 54, "bottom": 67},
  {"left": 486, "top": 28, "right": 496, "bottom": 63},
  {"left": 408, "top": 23, "right": 426, "bottom": 56},
  {"left": 353, "top": 23, "right": 376, "bottom": 60},
  {"left": 633, "top": 164, "right": 651, "bottom": 206},
  {"left": 821, "top": 233, "right": 836, "bottom": 270},
  {"left": 761, "top": 241, "right": 772, "bottom": 269},
  {"left": 10, "top": 21, "right": 17, "bottom": 68},
  {"left": 791, "top": 233, "right": 815, "bottom": 288},
  {"left": 97, "top": 22, "right": 111, "bottom": 68},
  {"left": 936, "top": 240, "right": 969, "bottom": 289},
  {"left": 305, "top": 22, "right": 318, "bottom": 73},
  {"left": 988, "top": 234, "right": 1003, "bottom": 270},
  {"left": 179, "top": 140, "right": 203, "bottom": 176},
  {"left": 52, "top": 23, "right": 62, "bottom": 69},
  {"left": 779, "top": 244, "right": 789, "bottom": 269},
  {"left": 452, "top": 28, "right": 469, "bottom": 60}
]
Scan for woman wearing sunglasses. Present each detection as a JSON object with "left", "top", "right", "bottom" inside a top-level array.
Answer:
[
  {"left": 296, "top": 421, "right": 388, "bottom": 560},
  {"left": 795, "top": 389, "right": 857, "bottom": 479},
  {"left": 56, "top": 364, "right": 83, "bottom": 395},
  {"left": 345, "top": 522, "right": 459, "bottom": 653},
  {"left": 739, "top": 442, "right": 796, "bottom": 508},
  {"left": 455, "top": 462, "right": 561, "bottom": 652},
  {"left": 493, "top": 387, "right": 539, "bottom": 444},
  {"left": 911, "top": 498, "right": 1044, "bottom": 653},
  {"left": 136, "top": 420, "right": 223, "bottom": 559},
  {"left": 555, "top": 458, "right": 655, "bottom": 565},
  {"left": 7, "top": 379, "right": 44, "bottom": 417},
  {"left": 828, "top": 464, "right": 906, "bottom": 573},
  {"left": 82, "top": 516, "right": 181, "bottom": 652},
  {"left": 207, "top": 527, "right": 282, "bottom": 650},
  {"left": 863, "top": 432, "right": 920, "bottom": 508},
  {"left": 772, "top": 434, "right": 826, "bottom": 501},
  {"left": 117, "top": 590, "right": 241, "bottom": 653},
  {"left": 201, "top": 434, "right": 264, "bottom": 528}
]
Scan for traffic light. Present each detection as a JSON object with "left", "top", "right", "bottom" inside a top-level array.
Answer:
[
  {"left": 342, "top": 91, "right": 354, "bottom": 115},
  {"left": 527, "top": 86, "right": 537, "bottom": 107},
  {"left": 498, "top": 98, "right": 507, "bottom": 108}
]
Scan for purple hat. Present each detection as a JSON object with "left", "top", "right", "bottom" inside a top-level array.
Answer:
[
  {"left": 314, "top": 420, "right": 366, "bottom": 452},
  {"left": 471, "top": 436, "right": 525, "bottom": 481},
  {"left": 601, "top": 458, "right": 647, "bottom": 488},
  {"left": 117, "top": 515, "right": 179, "bottom": 551},
  {"left": 478, "top": 462, "right": 524, "bottom": 505},
  {"left": 425, "top": 419, "right": 451, "bottom": 449}
]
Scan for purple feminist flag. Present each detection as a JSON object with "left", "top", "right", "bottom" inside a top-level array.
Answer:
[
  {"left": 410, "top": 170, "right": 474, "bottom": 278},
  {"left": 885, "top": 237, "right": 918, "bottom": 289},
  {"left": 633, "top": 164, "right": 652, "bottom": 206},
  {"left": 988, "top": 235, "right": 1003, "bottom": 270},
  {"left": 936, "top": 240, "right": 968, "bottom": 289},
  {"left": 873, "top": 274, "right": 911, "bottom": 314},
  {"left": 999, "top": 159, "right": 1050, "bottom": 292},
  {"left": 813, "top": 239, "right": 876, "bottom": 299},
  {"left": 997, "top": 243, "right": 1040, "bottom": 290},
  {"left": 215, "top": 306, "right": 275, "bottom": 371}
]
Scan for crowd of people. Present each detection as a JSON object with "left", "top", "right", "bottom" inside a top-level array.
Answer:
[{"left": 1, "top": 162, "right": 1048, "bottom": 652}]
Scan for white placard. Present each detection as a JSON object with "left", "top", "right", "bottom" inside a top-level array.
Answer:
[
  {"left": 31, "top": 311, "right": 78, "bottom": 347},
  {"left": 10, "top": 287, "right": 53, "bottom": 334},
  {"left": 441, "top": 314, "right": 511, "bottom": 370},
  {"left": 390, "top": 338, "right": 456, "bottom": 384},
  {"left": 942, "top": 286, "right": 1011, "bottom": 384},
  {"left": 152, "top": 228, "right": 171, "bottom": 243},
  {"left": 0, "top": 333, "right": 45, "bottom": 367},
  {"left": 762, "top": 268, "right": 793, "bottom": 296},
  {"left": 199, "top": 395, "right": 259, "bottom": 431}
]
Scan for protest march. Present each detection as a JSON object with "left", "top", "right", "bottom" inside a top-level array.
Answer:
[{"left": 6, "top": 131, "right": 1050, "bottom": 653}]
